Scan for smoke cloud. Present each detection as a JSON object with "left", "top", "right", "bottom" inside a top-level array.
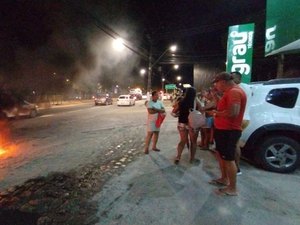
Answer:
[{"left": 0, "top": 0, "right": 143, "bottom": 96}]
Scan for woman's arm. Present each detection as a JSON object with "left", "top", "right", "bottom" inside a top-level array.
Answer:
[
  {"left": 172, "top": 101, "right": 179, "bottom": 114},
  {"left": 195, "top": 97, "right": 204, "bottom": 112}
]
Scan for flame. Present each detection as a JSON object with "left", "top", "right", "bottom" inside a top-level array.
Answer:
[
  {"left": 0, "top": 147, "right": 6, "bottom": 155},
  {"left": 0, "top": 120, "right": 17, "bottom": 158},
  {"left": 0, "top": 144, "right": 17, "bottom": 158}
]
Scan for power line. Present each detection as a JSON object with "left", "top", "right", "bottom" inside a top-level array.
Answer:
[{"left": 63, "top": 0, "right": 149, "bottom": 60}]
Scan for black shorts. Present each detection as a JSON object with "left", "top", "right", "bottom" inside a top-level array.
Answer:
[{"left": 214, "top": 129, "right": 241, "bottom": 161}]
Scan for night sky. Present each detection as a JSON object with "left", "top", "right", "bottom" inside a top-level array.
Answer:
[{"left": 0, "top": 0, "right": 268, "bottom": 96}]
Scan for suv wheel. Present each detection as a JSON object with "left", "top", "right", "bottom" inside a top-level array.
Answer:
[{"left": 255, "top": 136, "right": 300, "bottom": 173}]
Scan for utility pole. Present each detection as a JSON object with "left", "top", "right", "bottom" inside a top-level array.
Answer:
[
  {"left": 147, "top": 38, "right": 152, "bottom": 100},
  {"left": 147, "top": 48, "right": 152, "bottom": 93}
]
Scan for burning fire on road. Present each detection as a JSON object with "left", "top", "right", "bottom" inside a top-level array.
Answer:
[{"left": 0, "top": 120, "right": 17, "bottom": 158}]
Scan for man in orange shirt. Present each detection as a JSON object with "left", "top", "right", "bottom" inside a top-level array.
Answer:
[{"left": 207, "top": 72, "right": 246, "bottom": 196}]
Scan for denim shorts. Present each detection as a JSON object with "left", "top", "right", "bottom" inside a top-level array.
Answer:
[
  {"left": 177, "top": 123, "right": 200, "bottom": 132},
  {"left": 177, "top": 123, "right": 189, "bottom": 131},
  {"left": 205, "top": 117, "right": 214, "bottom": 128}
]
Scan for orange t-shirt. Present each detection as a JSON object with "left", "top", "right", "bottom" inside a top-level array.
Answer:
[{"left": 214, "top": 85, "right": 246, "bottom": 130}]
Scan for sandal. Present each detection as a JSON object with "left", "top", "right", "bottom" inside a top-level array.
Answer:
[
  {"left": 174, "top": 157, "right": 180, "bottom": 164},
  {"left": 215, "top": 188, "right": 238, "bottom": 196},
  {"left": 208, "top": 179, "right": 228, "bottom": 186},
  {"left": 189, "top": 158, "right": 201, "bottom": 164},
  {"left": 152, "top": 148, "right": 161, "bottom": 152}
]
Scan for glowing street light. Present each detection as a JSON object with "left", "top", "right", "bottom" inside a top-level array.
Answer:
[
  {"left": 140, "top": 68, "right": 146, "bottom": 76},
  {"left": 112, "top": 38, "right": 125, "bottom": 51},
  {"left": 161, "top": 78, "right": 165, "bottom": 92},
  {"left": 147, "top": 44, "right": 177, "bottom": 97},
  {"left": 151, "top": 45, "right": 177, "bottom": 69},
  {"left": 170, "top": 45, "right": 177, "bottom": 52},
  {"left": 176, "top": 76, "right": 182, "bottom": 81}
]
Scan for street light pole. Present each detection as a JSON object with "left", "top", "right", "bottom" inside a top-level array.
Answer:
[
  {"left": 147, "top": 46, "right": 152, "bottom": 97},
  {"left": 146, "top": 44, "right": 177, "bottom": 99},
  {"left": 161, "top": 78, "right": 165, "bottom": 92}
]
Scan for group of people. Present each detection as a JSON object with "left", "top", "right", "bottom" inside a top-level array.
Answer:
[{"left": 144, "top": 71, "right": 250, "bottom": 196}]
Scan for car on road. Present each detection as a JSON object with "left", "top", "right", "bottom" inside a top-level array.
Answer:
[
  {"left": 162, "top": 93, "right": 171, "bottom": 100},
  {"left": 241, "top": 78, "right": 300, "bottom": 173},
  {"left": 1, "top": 98, "right": 38, "bottom": 119},
  {"left": 117, "top": 95, "right": 135, "bottom": 106},
  {"left": 129, "top": 93, "right": 142, "bottom": 101},
  {"left": 94, "top": 94, "right": 113, "bottom": 106}
]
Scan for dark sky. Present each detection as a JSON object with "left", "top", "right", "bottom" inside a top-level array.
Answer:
[{"left": 0, "top": 0, "right": 267, "bottom": 94}]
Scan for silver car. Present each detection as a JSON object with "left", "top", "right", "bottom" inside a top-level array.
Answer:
[
  {"left": 95, "top": 94, "right": 113, "bottom": 106},
  {"left": 2, "top": 100, "right": 38, "bottom": 118}
]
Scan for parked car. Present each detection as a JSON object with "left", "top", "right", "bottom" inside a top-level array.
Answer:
[
  {"left": 1, "top": 98, "right": 38, "bottom": 119},
  {"left": 241, "top": 78, "right": 300, "bottom": 173},
  {"left": 94, "top": 94, "right": 113, "bottom": 106},
  {"left": 117, "top": 95, "right": 135, "bottom": 106}
]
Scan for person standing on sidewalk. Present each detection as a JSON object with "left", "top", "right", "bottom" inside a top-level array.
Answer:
[
  {"left": 172, "top": 87, "right": 202, "bottom": 164},
  {"left": 144, "top": 91, "right": 166, "bottom": 154},
  {"left": 207, "top": 72, "right": 246, "bottom": 196}
]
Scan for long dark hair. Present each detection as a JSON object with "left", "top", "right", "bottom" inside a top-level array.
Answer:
[{"left": 182, "top": 87, "right": 196, "bottom": 108}]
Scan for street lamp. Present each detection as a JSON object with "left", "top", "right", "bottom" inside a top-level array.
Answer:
[
  {"left": 147, "top": 44, "right": 177, "bottom": 98},
  {"left": 112, "top": 38, "right": 125, "bottom": 51},
  {"left": 161, "top": 78, "right": 165, "bottom": 92},
  {"left": 140, "top": 69, "right": 146, "bottom": 76}
]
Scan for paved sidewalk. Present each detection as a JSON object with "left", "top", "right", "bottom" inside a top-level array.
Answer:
[{"left": 93, "top": 110, "right": 300, "bottom": 225}]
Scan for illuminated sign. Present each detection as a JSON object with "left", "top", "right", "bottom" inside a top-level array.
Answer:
[{"left": 226, "top": 23, "right": 255, "bottom": 84}]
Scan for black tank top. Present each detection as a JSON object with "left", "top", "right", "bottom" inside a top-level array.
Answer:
[{"left": 178, "top": 100, "right": 193, "bottom": 124}]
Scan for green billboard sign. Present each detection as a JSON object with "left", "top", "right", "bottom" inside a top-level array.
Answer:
[
  {"left": 165, "top": 84, "right": 176, "bottom": 90},
  {"left": 226, "top": 23, "right": 255, "bottom": 84},
  {"left": 265, "top": 0, "right": 300, "bottom": 56}
]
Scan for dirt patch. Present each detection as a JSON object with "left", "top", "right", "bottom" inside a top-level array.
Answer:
[{"left": 0, "top": 141, "right": 144, "bottom": 225}]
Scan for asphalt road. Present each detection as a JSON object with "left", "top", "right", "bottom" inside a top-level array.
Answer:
[{"left": 0, "top": 100, "right": 147, "bottom": 191}]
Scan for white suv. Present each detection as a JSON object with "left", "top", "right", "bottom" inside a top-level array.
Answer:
[{"left": 241, "top": 78, "right": 300, "bottom": 173}]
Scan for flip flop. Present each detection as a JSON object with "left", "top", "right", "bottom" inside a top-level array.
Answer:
[
  {"left": 152, "top": 148, "right": 161, "bottom": 152},
  {"left": 189, "top": 158, "right": 201, "bottom": 164},
  {"left": 208, "top": 179, "right": 228, "bottom": 186},
  {"left": 215, "top": 188, "right": 238, "bottom": 196}
]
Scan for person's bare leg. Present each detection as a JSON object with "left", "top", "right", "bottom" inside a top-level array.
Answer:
[
  {"left": 209, "top": 128, "right": 214, "bottom": 143},
  {"left": 175, "top": 130, "right": 188, "bottom": 162},
  {"left": 203, "top": 128, "right": 209, "bottom": 148},
  {"left": 189, "top": 129, "right": 199, "bottom": 162},
  {"left": 198, "top": 128, "right": 205, "bottom": 147},
  {"left": 221, "top": 160, "right": 238, "bottom": 195},
  {"left": 213, "top": 151, "right": 228, "bottom": 184},
  {"left": 235, "top": 144, "right": 241, "bottom": 172},
  {"left": 151, "top": 131, "right": 159, "bottom": 150},
  {"left": 144, "top": 132, "right": 153, "bottom": 153}
]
